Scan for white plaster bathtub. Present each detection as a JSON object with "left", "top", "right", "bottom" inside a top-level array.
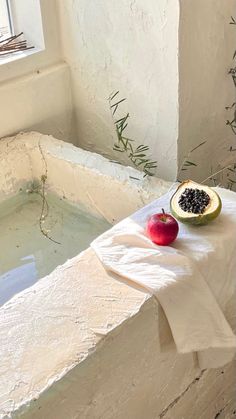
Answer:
[{"left": 0, "top": 132, "right": 235, "bottom": 419}]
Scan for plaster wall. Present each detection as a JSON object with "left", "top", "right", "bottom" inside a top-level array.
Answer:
[
  {"left": 58, "top": 0, "right": 236, "bottom": 183},
  {"left": 1, "top": 1, "right": 234, "bottom": 183},
  {"left": 178, "top": 0, "right": 236, "bottom": 183},
  {"left": 0, "top": 0, "right": 75, "bottom": 141},
  {"left": 58, "top": 0, "right": 179, "bottom": 181}
]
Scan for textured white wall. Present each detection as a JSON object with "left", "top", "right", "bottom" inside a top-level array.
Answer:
[
  {"left": 1, "top": 1, "right": 234, "bottom": 183},
  {"left": 58, "top": 0, "right": 179, "bottom": 181},
  {"left": 178, "top": 0, "right": 236, "bottom": 184}
]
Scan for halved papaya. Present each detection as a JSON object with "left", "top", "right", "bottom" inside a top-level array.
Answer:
[{"left": 170, "top": 180, "right": 222, "bottom": 225}]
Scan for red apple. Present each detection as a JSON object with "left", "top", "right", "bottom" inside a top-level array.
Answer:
[{"left": 146, "top": 209, "right": 179, "bottom": 246}]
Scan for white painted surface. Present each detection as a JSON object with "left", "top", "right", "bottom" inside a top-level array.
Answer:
[
  {"left": 0, "top": 132, "right": 235, "bottom": 419},
  {"left": 0, "top": 63, "right": 73, "bottom": 141},
  {"left": 58, "top": 0, "right": 179, "bottom": 181}
]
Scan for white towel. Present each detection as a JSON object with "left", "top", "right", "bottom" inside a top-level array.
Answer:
[{"left": 91, "top": 187, "right": 236, "bottom": 369}]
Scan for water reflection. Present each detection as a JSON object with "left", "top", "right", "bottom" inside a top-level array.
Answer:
[
  {"left": 0, "top": 193, "right": 110, "bottom": 307},
  {"left": 0, "top": 255, "right": 37, "bottom": 306}
]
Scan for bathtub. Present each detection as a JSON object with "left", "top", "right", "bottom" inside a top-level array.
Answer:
[{"left": 0, "top": 132, "right": 235, "bottom": 419}]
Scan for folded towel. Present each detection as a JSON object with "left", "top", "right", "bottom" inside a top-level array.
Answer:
[{"left": 91, "top": 187, "right": 236, "bottom": 369}]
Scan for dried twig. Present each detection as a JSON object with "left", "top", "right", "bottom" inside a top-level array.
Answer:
[
  {"left": 0, "top": 28, "right": 34, "bottom": 56},
  {"left": 38, "top": 141, "right": 61, "bottom": 245}
]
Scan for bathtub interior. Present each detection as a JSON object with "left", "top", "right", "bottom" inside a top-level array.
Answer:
[
  {"left": 0, "top": 132, "right": 172, "bottom": 305},
  {"left": 0, "top": 132, "right": 171, "bottom": 308},
  {"left": 0, "top": 191, "right": 111, "bottom": 306}
]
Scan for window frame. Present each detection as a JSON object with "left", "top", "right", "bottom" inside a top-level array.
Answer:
[{"left": 0, "top": 0, "right": 45, "bottom": 65}]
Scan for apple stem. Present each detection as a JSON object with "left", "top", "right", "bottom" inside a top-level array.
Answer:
[{"left": 162, "top": 208, "right": 165, "bottom": 215}]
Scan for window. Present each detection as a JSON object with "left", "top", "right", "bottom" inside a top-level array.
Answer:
[
  {"left": 0, "top": 0, "right": 12, "bottom": 39},
  {"left": 0, "top": 0, "right": 44, "bottom": 63},
  {"left": 10, "top": 0, "right": 44, "bottom": 49}
]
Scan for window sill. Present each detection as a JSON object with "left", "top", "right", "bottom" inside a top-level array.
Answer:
[{"left": 0, "top": 46, "right": 44, "bottom": 67}]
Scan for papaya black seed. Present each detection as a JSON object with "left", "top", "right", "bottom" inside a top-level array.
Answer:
[{"left": 178, "top": 188, "right": 210, "bottom": 214}]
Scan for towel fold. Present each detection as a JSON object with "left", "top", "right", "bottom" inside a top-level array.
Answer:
[{"left": 91, "top": 187, "right": 236, "bottom": 369}]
